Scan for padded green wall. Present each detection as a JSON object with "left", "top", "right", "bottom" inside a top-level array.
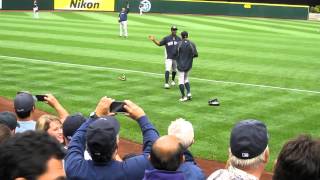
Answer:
[
  {"left": 2, "top": 0, "right": 53, "bottom": 10},
  {"left": 116, "top": 0, "right": 309, "bottom": 20}
]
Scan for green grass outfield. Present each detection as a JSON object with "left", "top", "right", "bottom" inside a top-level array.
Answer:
[{"left": 0, "top": 11, "right": 319, "bottom": 170}]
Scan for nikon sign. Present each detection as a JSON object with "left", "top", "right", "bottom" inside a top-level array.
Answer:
[{"left": 55, "top": 0, "right": 114, "bottom": 11}]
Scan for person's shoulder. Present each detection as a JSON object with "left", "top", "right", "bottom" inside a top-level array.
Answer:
[
  {"left": 178, "top": 161, "right": 203, "bottom": 173},
  {"left": 207, "top": 169, "right": 229, "bottom": 180},
  {"left": 163, "top": 35, "right": 171, "bottom": 39},
  {"left": 178, "top": 162, "right": 205, "bottom": 180}
]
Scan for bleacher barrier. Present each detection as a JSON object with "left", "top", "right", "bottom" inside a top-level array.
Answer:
[
  {"left": 0, "top": 0, "right": 310, "bottom": 20},
  {"left": 116, "top": 0, "right": 309, "bottom": 20}
]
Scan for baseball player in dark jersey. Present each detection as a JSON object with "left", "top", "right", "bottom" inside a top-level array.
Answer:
[
  {"left": 175, "top": 31, "right": 198, "bottom": 102},
  {"left": 33, "top": 0, "right": 39, "bottom": 19},
  {"left": 119, "top": 2, "right": 130, "bottom": 38},
  {"left": 149, "top": 26, "right": 182, "bottom": 89}
]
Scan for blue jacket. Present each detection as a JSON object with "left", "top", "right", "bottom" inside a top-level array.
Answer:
[
  {"left": 143, "top": 169, "right": 185, "bottom": 180},
  {"left": 178, "top": 162, "right": 205, "bottom": 180},
  {"left": 119, "top": 8, "right": 129, "bottom": 22},
  {"left": 65, "top": 116, "right": 159, "bottom": 180}
]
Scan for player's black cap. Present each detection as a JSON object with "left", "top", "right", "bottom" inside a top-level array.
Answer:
[
  {"left": 171, "top": 25, "right": 178, "bottom": 31},
  {"left": 181, "top": 31, "right": 188, "bottom": 38}
]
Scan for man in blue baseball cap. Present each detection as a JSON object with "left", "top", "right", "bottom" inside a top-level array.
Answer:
[
  {"left": 207, "top": 119, "right": 269, "bottom": 180},
  {"left": 64, "top": 96, "right": 160, "bottom": 179},
  {"left": 0, "top": 111, "right": 19, "bottom": 133}
]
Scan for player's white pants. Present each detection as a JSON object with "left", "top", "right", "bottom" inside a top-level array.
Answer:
[
  {"left": 119, "top": 21, "right": 128, "bottom": 37},
  {"left": 178, "top": 71, "right": 189, "bottom": 85},
  {"left": 139, "top": 8, "right": 143, "bottom": 15},
  {"left": 165, "top": 59, "right": 177, "bottom": 72},
  {"left": 33, "top": 7, "right": 39, "bottom": 18}
]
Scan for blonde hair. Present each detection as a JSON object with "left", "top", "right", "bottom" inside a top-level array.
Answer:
[
  {"left": 230, "top": 146, "right": 269, "bottom": 169},
  {"left": 36, "top": 115, "right": 61, "bottom": 132},
  {"left": 168, "top": 118, "right": 194, "bottom": 149}
]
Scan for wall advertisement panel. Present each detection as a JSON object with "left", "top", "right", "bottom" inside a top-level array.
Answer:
[
  {"left": 55, "top": 0, "right": 114, "bottom": 11},
  {"left": 0, "top": 0, "right": 2, "bottom": 9}
]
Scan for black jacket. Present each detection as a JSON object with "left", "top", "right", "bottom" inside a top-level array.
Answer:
[{"left": 175, "top": 39, "right": 198, "bottom": 72}]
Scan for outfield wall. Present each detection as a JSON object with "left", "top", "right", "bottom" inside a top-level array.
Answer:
[
  {"left": 116, "top": 0, "right": 309, "bottom": 20},
  {"left": 1, "top": 0, "right": 53, "bottom": 10}
]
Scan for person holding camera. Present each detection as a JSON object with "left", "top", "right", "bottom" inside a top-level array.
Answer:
[
  {"left": 14, "top": 92, "right": 69, "bottom": 133},
  {"left": 64, "top": 97, "right": 160, "bottom": 179}
]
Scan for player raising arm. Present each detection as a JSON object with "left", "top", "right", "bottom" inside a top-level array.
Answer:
[
  {"left": 119, "top": 2, "right": 130, "bottom": 38},
  {"left": 149, "top": 26, "right": 181, "bottom": 89}
]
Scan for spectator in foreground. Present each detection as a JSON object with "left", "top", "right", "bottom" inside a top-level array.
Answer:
[
  {"left": 14, "top": 92, "right": 69, "bottom": 133},
  {"left": 144, "top": 135, "right": 185, "bottom": 180},
  {"left": 273, "top": 135, "right": 320, "bottom": 180},
  {"left": 64, "top": 96, "right": 159, "bottom": 179},
  {"left": 168, "top": 118, "right": 205, "bottom": 180},
  {"left": 14, "top": 92, "right": 37, "bottom": 133},
  {"left": 0, "top": 124, "right": 11, "bottom": 144},
  {"left": 0, "top": 131, "right": 66, "bottom": 180},
  {"left": 0, "top": 111, "right": 19, "bottom": 133},
  {"left": 36, "top": 114, "right": 64, "bottom": 144},
  {"left": 207, "top": 119, "right": 269, "bottom": 180},
  {"left": 62, "top": 113, "right": 86, "bottom": 146},
  {"left": 62, "top": 113, "right": 91, "bottom": 159}
]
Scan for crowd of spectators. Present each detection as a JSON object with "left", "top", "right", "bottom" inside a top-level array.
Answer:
[{"left": 0, "top": 91, "right": 319, "bottom": 180}]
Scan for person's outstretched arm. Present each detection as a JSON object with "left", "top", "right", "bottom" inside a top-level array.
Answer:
[
  {"left": 44, "top": 94, "right": 69, "bottom": 123},
  {"left": 124, "top": 100, "right": 159, "bottom": 153}
]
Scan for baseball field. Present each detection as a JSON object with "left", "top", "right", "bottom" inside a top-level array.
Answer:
[{"left": 0, "top": 11, "right": 319, "bottom": 170}]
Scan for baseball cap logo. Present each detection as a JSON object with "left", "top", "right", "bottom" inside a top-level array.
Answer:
[
  {"left": 16, "top": 108, "right": 25, "bottom": 112},
  {"left": 242, "top": 153, "right": 249, "bottom": 158}
]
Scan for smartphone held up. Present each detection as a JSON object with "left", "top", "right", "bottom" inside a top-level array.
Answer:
[{"left": 110, "top": 101, "right": 127, "bottom": 113}]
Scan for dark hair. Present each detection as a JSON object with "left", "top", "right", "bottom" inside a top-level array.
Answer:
[
  {"left": 273, "top": 135, "right": 320, "bottom": 180},
  {"left": 0, "top": 124, "right": 11, "bottom": 144},
  {"left": 150, "top": 142, "right": 184, "bottom": 171},
  {"left": 15, "top": 110, "right": 32, "bottom": 119},
  {"left": 90, "top": 142, "right": 118, "bottom": 164},
  {"left": 0, "top": 131, "right": 65, "bottom": 180},
  {"left": 181, "top": 31, "right": 188, "bottom": 39}
]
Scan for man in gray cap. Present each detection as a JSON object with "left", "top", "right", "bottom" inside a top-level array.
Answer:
[
  {"left": 207, "top": 119, "right": 269, "bottom": 180},
  {"left": 14, "top": 92, "right": 69, "bottom": 133},
  {"left": 14, "top": 92, "right": 37, "bottom": 133},
  {"left": 0, "top": 111, "right": 19, "bottom": 133}
]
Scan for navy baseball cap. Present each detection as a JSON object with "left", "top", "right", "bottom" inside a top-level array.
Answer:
[
  {"left": 86, "top": 116, "right": 120, "bottom": 162},
  {"left": 63, "top": 113, "right": 86, "bottom": 141},
  {"left": 14, "top": 92, "right": 35, "bottom": 114},
  {"left": 171, "top": 25, "right": 178, "bottom": 30},
  {"left": 181, "top": 31, "right": 188, "bottom": 38},
  {"left": 0, "top": 111, "right": 19, "bottom": 130},
  {"left": 230, "top": 119, "right": 268, "bottom": 159}
]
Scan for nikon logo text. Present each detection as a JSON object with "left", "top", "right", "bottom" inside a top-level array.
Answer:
[{"left": 70, "top": 0, "right": 100, "bottom": 9}]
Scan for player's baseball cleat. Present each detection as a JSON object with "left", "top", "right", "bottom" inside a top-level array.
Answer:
[
  {"left": 187, "top": 93, "right": 192, "bottom": 100},
  {"left": 164, "top": 83, "right": 170, "bottom": 89},
  {"left": 208, "top": 98, "right": 220, "bottom": 106},
  {"left": 179, "top": 96, "right": 188, "bottom": 102},
  {"left": 171, "top": 81, "right": 176, "bottom": 86}
]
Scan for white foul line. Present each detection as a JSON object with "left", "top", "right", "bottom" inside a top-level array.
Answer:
[{"left": 1, "top": 55, "right": 319, "bottom": 95}]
